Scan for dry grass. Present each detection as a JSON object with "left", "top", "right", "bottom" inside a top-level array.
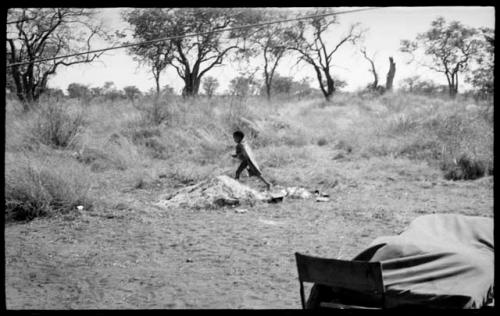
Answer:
[
  {"left": 4, "top": 151, "right": 94, "bottom": 221},
  {"left": 4, "top": 92, "right": 493, "bottom": 221}
]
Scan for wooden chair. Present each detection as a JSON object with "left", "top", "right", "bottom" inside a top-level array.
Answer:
[{"left": 295, "top": 252, "right": 385, "bottom": 309}]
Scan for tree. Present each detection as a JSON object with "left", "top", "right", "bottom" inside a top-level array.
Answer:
[
  {"left": 386, "top": 57, "right": 396, "bottom": 91},
  {"left": 399, "top": 76, "right": 446, "bottom": 95},
  {"left": 291, "top": 78, "right": 314, "bottom": 100},
  {"left": 413, "top": 80, "right": 447, "bottom": 95},
  {"left": 229, "top": 75, "right": 260, "bottom": 97},
  {"left": 103, "top": 81, "right": 114, "bottom": 91},
  {"left": 333, "top": 76, "right": 348, "bottom": 91},
  {"left": 399, "top": 75, "right": 420, "bottom": 93},
  {"left": 360, "top": 47, "right": 379, "bottom": 89},
  {"left": 284, "top": 9, "right": 364, "bottom": 101},
  {"left": 42, "top": 87, "right": 65, "bottom": 101},
  {"left": 269, "top": 74, "right": 294, "bottom": 96},
  {"left": 245, "top": 10, "right": 292, "bottom": 100},
  {"left": 90, "top": 87, "right": 103, "bottom": 98},
  {"left": 360, "top": 48, "right": 396, "bottom": 93},
  {"left": 67, "top": 83, "right": 90, "bottom": 99},
  {"left": 6, "top": 8, "right": 109, "bottom": 107},
  {"left": 123, "top": 85, "right": 142, "bottom": 103},
  {"left": 162, "top": 84, "right": 175, "bottom": 96},
  {"left": 101, "top": 81, "right": 123, "bottom": 102},
  {"left": 124, "top": 8, "right": 254, "bottom": 98},
  {"left": 202, "top": 76, "right": 219, "bottom": 97},
  {"left": 122, "top": 10, "right": 174, "bottom": 96},
  {"left": 400, "top": 17, "right": 483, "bottom": 98},
  {"left": 466, "top": 27, "right": 494, "bottom": 99}
]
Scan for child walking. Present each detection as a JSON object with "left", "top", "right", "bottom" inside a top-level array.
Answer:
[{"left": 232, "top": 130, "right": 272, "bottom": 191}]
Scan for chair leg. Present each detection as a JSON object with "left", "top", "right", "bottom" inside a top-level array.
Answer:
[{"left": 299, "top": 281, "right": 306, "bottom": 309}]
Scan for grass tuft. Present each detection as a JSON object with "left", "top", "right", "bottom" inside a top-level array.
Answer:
[
  {"left": 5, "top": 154, "right": 94, "bottom": 221},
  {"left": 31, "top": 102, "right": 86, "bottom": 149}
]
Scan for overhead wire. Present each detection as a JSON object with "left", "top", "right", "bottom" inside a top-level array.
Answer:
[{"left": 6, "top": 7, "right": 381, "bottom": 68}]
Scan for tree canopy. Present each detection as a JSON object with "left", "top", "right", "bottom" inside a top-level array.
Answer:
[
  {"left": 401, "top": 17, "right": 485, "bottom": 97},
  {"left": 124, "top": 8, "right": 258, "bottom": 97},
  {"left": 284, "top": 9, "right": 365, "bottom": 100},
  {"left": 6, "top": 8, "right": 109, "bottom": 107}
]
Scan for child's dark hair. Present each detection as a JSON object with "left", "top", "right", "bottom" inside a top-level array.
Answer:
[{"left": 233, "top": 130, "right": 244, "bottom": 139}]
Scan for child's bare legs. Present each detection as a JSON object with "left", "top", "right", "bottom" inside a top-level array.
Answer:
[
  {"left": 257, "top": 175, "right": 272, "bottom": 191},
  {"left": 235, "top": 161, "right": 248, "bottom": 180}
]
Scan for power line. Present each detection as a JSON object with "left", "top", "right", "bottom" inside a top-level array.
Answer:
[{"left": 7, "top": 7, "right": 380, "bottom": 68}]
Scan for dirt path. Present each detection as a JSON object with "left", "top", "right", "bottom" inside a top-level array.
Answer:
[{"left": 5, "top": 165, "right": 493, "bottom": 309}]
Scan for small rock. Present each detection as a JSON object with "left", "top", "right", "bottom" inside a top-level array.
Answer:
[
  {"left": 186, "top": 258, "right": 193, "bottom": 263},
  {"left": 76, "top": 205, "right": 84, "bottom": 211},
  {"left": 235, "top": 208, "right": 248, "bottom": 214},
  {"left": 315, "top": 196, "right": 330, "bottom": 202}
]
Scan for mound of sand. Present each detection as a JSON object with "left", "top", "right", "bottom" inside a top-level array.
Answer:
[{"left": 155, "top": 175, "right": 319, "bottom": 209}]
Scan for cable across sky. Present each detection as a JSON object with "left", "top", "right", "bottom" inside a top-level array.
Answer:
[{"left": 7, "top": 7, "right": 382, "bottom": 68}]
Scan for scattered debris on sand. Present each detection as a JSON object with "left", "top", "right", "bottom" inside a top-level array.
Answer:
[{"left": 155, "top": 175, "right": 329, "bottom": 209}]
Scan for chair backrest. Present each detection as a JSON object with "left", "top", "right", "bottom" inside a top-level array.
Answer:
[{"left": 295, "top": 252, "right": 385, "bottom": 308}]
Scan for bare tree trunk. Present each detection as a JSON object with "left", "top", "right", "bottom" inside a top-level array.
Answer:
[
  {"left": 155, "top": 77, "right": 160, "bottom": 96},
  {"left": 263, "top": 50, "right": 272, "bottom": 100},
  {"left": 385, "top": 57, "right": 396, "bottom": 91},
  {"left": 448, "top": 73, "right": 458, "bottom": 98},
  {"left": 370, "top": 64, "right": 378, "bottom": 88},
  {"left": 361, "top": 48, "right": 378, "bottom": 89},
  {"left": 182, "top": 74, "right": 201, "bottom": 98},
  {"left": 325, "top": 74, "right": 335, "bottom": 100},
  {"left": 317, "top": 66, "right": 335, "bottom": 101}
]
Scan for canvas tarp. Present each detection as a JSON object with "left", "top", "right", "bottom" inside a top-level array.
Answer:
[
  {"left": 237, "top": 139, "right": 262, "bottom": 176},
  {"left": 308, "top": 213, "right": 494, "bottom": 308}
]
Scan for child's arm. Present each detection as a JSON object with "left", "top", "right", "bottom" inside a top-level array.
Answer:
[{"left": 232, "top": 143, "right": 242, "bottom": 158}]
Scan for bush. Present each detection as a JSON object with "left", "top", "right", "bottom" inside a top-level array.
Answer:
[
  {"left": 5, "top": 155, "right": 94, "bottom": 221},
  {"left": 73, "top": 146, "right": 128, "bottom": 172},
  {"left": 31, "top": 102, "right": 85, "bottom": 148},
  {"left": 317, "top": 137, "right": 328, "bottom": 146},
  {"left": 334, "top": 140, "right": 353, "bottom": 153},
  {"left": 130, "top": 127, "right": 162, "bottom": 143},
  {"left": 442, "top": 154, "right": 486, "bottom": 181},
  {"left": 123, "top": 125, "right": 169, "bottom": 159},
  {"left": 143, "top": 138, "right": 168, "bottom": 159},
  {"left": 134, "top": 99, "right": 170, "bottom": 125}
]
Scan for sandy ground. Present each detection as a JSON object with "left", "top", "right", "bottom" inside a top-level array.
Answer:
[{"left": 5, "top": 161, "right": 493, "bottom": 309}]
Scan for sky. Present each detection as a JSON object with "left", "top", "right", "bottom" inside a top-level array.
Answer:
[{"left": 47, "top": 7, "right": 495, "bottom": 94}]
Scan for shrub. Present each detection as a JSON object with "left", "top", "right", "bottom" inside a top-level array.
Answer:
[
  {"left": 134, "top": 99, "right": 170, "bottom": 126},
  {"left": 5, "top": 155, "right": 93, "bottom": 221},
  {"left": 130, "top": 127, "right": 162, "bottom": 143},
  {"left": 73, "top": 146, "right": 128, "bottom": 172},
  {"left": 317, "top": 137, "right": 328, "bottom": 146},
  {"left": 123, "top": 125, "right": 169, "bottom": 159},
  {"left": 387, "top": 113, "right": 419, "bottom": 134},
  {"left": 334, "top": 140, "right": 353, "bottom": 153},
  {"left": 31, "top": 102, "right": 85, "bottom": 148},
  {"left": 442, "top": 154, "right": 486, "bottom": 181},
  {"left": 397, "top": 139, "right": 442, "bottom": 161},
  {"left": 143, "top": 138, "right": 168, "bottom": 159}
]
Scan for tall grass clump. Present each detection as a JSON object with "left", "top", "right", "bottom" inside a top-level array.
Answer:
[
  {"left": 4, "top": 153, "right": 94, "bottom": 221},
  {"left": 30, "top": 101, "right": 86, "bottom": 148},
  {"left": 133, "top": 97, "right": 171, "bottom": 126},
  {"left": 349, "top": 93, "right": 493, "bottom": 180}
]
